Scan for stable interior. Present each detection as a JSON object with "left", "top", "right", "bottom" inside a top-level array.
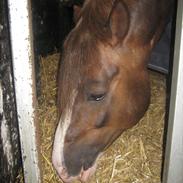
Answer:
[{"left": 15, "top": 1, "right": 174, "bottom": 182}]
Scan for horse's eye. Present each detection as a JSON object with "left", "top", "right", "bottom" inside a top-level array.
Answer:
[{"left": 87, "top": 93, "right": 106, "bottom": 101}]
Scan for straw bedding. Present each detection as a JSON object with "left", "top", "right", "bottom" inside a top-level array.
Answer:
[{"left": 36, "top": 53, "right": 166, "bottom": 183}]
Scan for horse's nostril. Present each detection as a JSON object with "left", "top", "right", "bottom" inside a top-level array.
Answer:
[{"left": 83, "top": 161, "right": 93, "bottom": 171}]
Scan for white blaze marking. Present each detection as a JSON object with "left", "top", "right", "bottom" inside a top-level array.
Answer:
[{"left": 52, "top": 90, "right": 77, "bottom": 170}]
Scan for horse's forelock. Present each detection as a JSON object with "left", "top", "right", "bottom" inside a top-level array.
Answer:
[
  {"left": 58, "top": 0, "right": 118, "bottom": 110},
  {"left": 58, "top": 31, "right": 100, "bottom": 110}
]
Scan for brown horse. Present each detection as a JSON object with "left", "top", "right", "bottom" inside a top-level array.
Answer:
[{"left": 52, "top": 0, "right": 172, "bottom": 182}]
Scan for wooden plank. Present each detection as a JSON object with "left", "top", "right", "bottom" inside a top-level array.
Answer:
[
  {"left": 0, "top": 0, "right": 21, "bottom": 182},
  {"left": 7, "top": 0, "right": 41, "bottom": 182},
  {"left": 163, "top": 0, "right": 183, "bottom": 182}
]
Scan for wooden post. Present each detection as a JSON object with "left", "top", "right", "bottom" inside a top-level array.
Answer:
[
  {"left": 163, "top": 0, "right": 183, "bottom": 182},
  {"left": 7, "top": 0, "right": 41, "bottom": 182},
  {"left": 0, "top": 0, "right": 22, "bottom": 182}
]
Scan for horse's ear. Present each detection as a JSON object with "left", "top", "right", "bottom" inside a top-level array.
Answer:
[
  {"left": 109, "top": 1, "right": 129, "bottom": 45},
  {"left": 73, "top": 5, "right": 82, "bottom": 23}
]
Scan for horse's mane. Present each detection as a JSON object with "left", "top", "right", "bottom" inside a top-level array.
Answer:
[{"left": 79, "top": 0, "right": 115, "bottom": 42}]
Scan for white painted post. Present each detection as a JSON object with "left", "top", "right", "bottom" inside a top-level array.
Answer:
[
  {"left": 7, "top": 0, "right": 41, "bottom": 182},
  {"left": 163, "top": 0, "right": 183, "bottom": 183}
]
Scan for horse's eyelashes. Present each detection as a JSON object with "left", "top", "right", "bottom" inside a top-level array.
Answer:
[{"left": 87, "top": 93, "right": 106, "bottom": 102}]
